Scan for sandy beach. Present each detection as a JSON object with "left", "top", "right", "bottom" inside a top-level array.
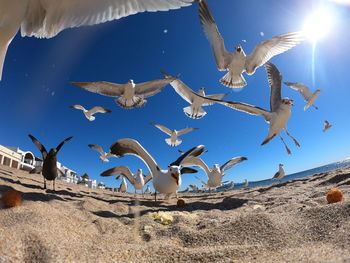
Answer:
[{"left": 0, "top": 163, "right": 349, "bottom": 263}]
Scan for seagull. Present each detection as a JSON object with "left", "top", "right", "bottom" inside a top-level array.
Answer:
[
  {"left": 162, "top": 71, "right": 228, "bottom": 119},
  {"left": 191, "top": 62, "right": 300, "bottom": 154},
  {"left": 179, "top": 149, "right": 207, "bottom": 156},
  {"left": 272, "top": 164, "right": 285, "bottom": 180},
  {"left": 223, "top": 181, "right": 234, "bottom": 192},
  {"left": 70, "top": 105, "right": 111, "bottom": 121},
  {"left": 151, "top": 123, "right": 198, "bottom": 147},
  {"left": 109, "top": 138, "right": 203, "bottom": 201},
  {"left": 100, "top": 167, "right": 152, "bottom": 195},
  {"left": 183, "top": 156, "right": 247, "bottom": 190},
  {"left": 284, "top": 82, "right": 321, "bottom": 110},
  {"left": 189, "top": 184, "right": 199, "bottom": 192},
  {"left": 144, "top": 185, "right": 152, "bottom": 194},
  {"left": 243, "top": 179, "right": 249, "bottom": 187},
  {"left": 88, "top": 144, "right": 116, "bottom": 162},
  {"left": 71, "top": 77, "right": 176, "bottom": 109},
  {"left": 198, "top": 0, "right": 303, "bottom": 88},
  {"left": 118, "top": 176, "right": 128, "bottom": 193},
  {"left": 0, "top": 0, "right": 195, "bottom": 81},
  {"left": 323, "top": 120, "right": 332, "bottom": 132},
  {"left": 28, "top": 134, "right": 73, "bottom": 190},
  {"left": 178, "top": 187, "right": 190, "bottom": 193}
]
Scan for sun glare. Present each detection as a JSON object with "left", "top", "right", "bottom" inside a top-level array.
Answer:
[{"left": 302, "top": 8, "right": 334, "bottom": 43}]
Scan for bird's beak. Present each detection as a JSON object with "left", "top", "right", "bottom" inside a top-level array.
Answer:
[{"left": 171, "top": 172, "right": 180, "bottom": 185}]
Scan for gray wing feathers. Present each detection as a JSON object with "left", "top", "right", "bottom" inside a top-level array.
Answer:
[
  {"left": 202, "top": 92, "right": 228, "bottom": 106},
  {"left": 100, "top": 166, "right": 135, "bottom": 185},
  {"left": 284, "top": 82, "right": 312, "bottom": 100},
  {"left": 181, "top": 156, "right": 211, "bottom": 176},
  {"left": 265, "top": 62, "right": 282, "bottom": 112},
  {"left": 220, "top": 157, "right": 247, "bottom": 171},
  {"left": 177, "top": 127, "right": 198, "bottom": 136},
  {"left": 151, "top": 123, "right": 172, "bottom": 135},
  {"left": 88, "top": 144, "right": 105, "bottom": 155},
  {"left": 89, "top": 106, "right": 112, "bottom": 114},
  {"left": 71, "top": 81, "right": 125, "bottom": 97},
  {"left": 135, "top": 78, "right": 175, "bottom": 97}
]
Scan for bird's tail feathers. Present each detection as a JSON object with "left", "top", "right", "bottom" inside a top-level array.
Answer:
[
  {"left": 261, "top": 134, "right": 276, "bottom": 146},
  {"left": 165, "top": 138, "right": 182, "bottom": 147},
  {"left": 183, "top": 106, "right": 206, "bottom": 119},
  {"left": 220, "top": 72, "right": 247, "bottom": 88},
  {"left": 116, "top": 96, "right": 145, "bottom": 109}
]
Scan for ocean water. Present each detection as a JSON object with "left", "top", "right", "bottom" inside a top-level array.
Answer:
[{"left": 216, "top": 159, "right": 350, "bottom": 192}]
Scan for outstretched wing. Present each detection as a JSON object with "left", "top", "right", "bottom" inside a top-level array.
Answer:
[
  {"left": 181, "top": 156, "right": 211, "bottom": 176},
  {"left": 265, "top": 62, "right": 282, "bottom": 112},
  {"left": 161, "top": 71, "right": 194, "bottom": 104},
  {"left": 89, "top": 106, "right": 112, "bottom": 115},
  {"left": 70, "top": 105, "right": 86, "bottom": 112},
  {"left": 28, "top": 134, "right": 48, "bottom": 159},
  {"left": 110, "top": 138, "right": 159, "bottom": 177},
  {"left": 245, "top": 32, "right": 303, "bottom": 74},
  {"left": 143, "top": 173, "right": 153, "bottom": 184},
  {"left": 21, "top": 0, "right": 193, "bottom": 38},
  {"left": 284, "top": 82, "right": 312, "bottom": 101},
  {"left": 199, "top": 0, "right": 232, "bottom": 70},
  {"left": 135, "top": 77, "right": 176, "bottom": 98},
  {"left": 202, "top": 92, "right": 229, "bottom": 106},
  {"left": 170, "top": 145, "right": 205, "bottom": 166},
  {"left": 56, "top": 137, "right": 73, "bottom": 152},
  {"left": 220, "top": 157, "right": 248, "bottom": 172},
  {"left": 195, "top": 176, "right": 208, "bottom": 186},
  {"left": 177, "top": 127, "right": 198, "bottom": 136},
  {"left": 88, "top": 144, "right": 105, "bottom": 155},
  {"left": 100, "top": 166, "right": 135, "bottom": 185},
  {"left": 151, "top": 123, "right": 172, "bottom": 135},
  {"left": 71, "top": 81, "right": 125, "bottom": 97}
]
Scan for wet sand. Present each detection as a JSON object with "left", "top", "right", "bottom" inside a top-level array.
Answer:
[{"left": 0, "top": 164, "right": 350, "bottom": 263}]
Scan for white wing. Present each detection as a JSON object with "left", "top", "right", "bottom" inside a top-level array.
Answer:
[
  {"left": 70, "top": 104, "right": 87, "bottom": 112},
  {"left": 88, "top": 106, "right": 112, "bottom": 115},
  {"left": 135, "top": 77, "right": 176, "bottom": 98},
  {"left": 21, "top": 0, "right": 193, "bottom": 38},
  {"left": 151, "top": 123, "right": 172, "bottom": 135},
  {"left": 198, "top": 0, "right": 233, "bottom": 70},
  {"left": 220, "top": 157, "right": 247, "bottom": 172},
  {"left": 71, "top": 81, "right": 126, "bottom": 97},
  {"left": 100, "top": 166, "right": 135, "bottom": 185},
  {"left": 245, "top": 32, "right": 303, "bottom": 74},
  {"left": 181, "top": 156, "right": 211, "bottom": 176},
  {"left": 110, "top": 138, "right": 159, "bottom": 177},
  {"left": 162, "top": 71, "right": 194, "bottom": 104},
  {"left": 143, "top": 173, "right": 153, "bottom": 184},
  {"left": 177, "top": 127, "right": 198, "bottom": 136},
  {"left": 195, "top": 176, "right": 208, "bottom": 186},
  {"left": 284, "top": 82, "right": 313, "bottom": 101},
  {"left": 88, "top": 144, "right": 105, "bottom": 156},
  {"left": 202, "top": 92, "right": 228, "bottom": 106}
]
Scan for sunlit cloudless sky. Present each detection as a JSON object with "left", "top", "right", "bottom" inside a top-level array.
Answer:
[{"left": 1, "top": 0, "right": 350, "bottom": 191}]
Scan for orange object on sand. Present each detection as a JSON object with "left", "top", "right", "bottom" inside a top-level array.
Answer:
[
  {"left": 177, "top": 199, "right": 186, "bottom": 207},
  {"left": 2, "top": 189, "right": 22, "bottom": 208},
  {"left": 326, "top": 188, "right": 343, "bottom": 204}
]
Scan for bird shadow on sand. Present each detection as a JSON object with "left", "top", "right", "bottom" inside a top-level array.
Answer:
[
  {"left": 23, "top": 192, "right": 67, "bottom": 202},
  {"left": 0, "top": 175, "right": 44, "bottom": 191}
]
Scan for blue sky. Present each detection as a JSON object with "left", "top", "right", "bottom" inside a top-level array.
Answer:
[{"left": 1, "top": 0, "right": 350, "bottom": 191}]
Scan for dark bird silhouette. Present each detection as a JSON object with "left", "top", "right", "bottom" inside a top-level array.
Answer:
[{"left": 28, "top": 134, "right": 73, "bottom": 191}]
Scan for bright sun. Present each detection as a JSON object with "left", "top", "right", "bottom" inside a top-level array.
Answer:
[{"left": 302, "top": 7, "right": 334, "bottom": 43}]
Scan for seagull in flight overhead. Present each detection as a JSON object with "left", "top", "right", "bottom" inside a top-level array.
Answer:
[
  {"left": 0, "top": 0, "right": 195, "bottom": 81},
  {"left": 109, "top": 138, "right": 203, "bottom": 201},
  {"left": 162, "top": 71, "right": 228, "bottom": 119},
  {"left": 88, "top": 144, "right": 116, "bottom": 162},
  {"left": 284, "top": 82, "right": 321, "bottom": 111},
  {"left": 323, "top": 120, "right": 332, "bottom": 132},
  {"left": 198, "top": 0, "right": 303, "bottom": 88},
  {"left": 272, "top": 164, "right": 285, "bottom": 180},
  {"left": 70, "top": 105, "right": 111, "bottom": 121},
  {"left": 71, "top": 76, "right": 176, "bottom": 109},
  {"left": 100, "top": 167, "right": 152, "bottom": 195},
  {"left": 191, "top": 62, "right": 300, "bottom": 154},
  {"left": 182, "top": 156, "right": 247, "bottom": 190},
  {"left": 151, "top": 123, "right": 198, "bottom": 147}
]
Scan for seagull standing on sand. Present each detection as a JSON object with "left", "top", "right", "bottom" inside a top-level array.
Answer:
[
  {"left": 191, "top": 62, "right": 300, "bottom": 154},
  {"left": 28, "top": 134, "right": 73, "bottom": 190},
  {"left": 272, "top": 164, "right": 285, "bottom": 180},
  {"left": 88, "top": 144, "right": 116, "bottom": 162},
  {"left": 243, "top": 179, "right": 249, "bottom": 187},
  {"left": 323, "top": 120, "right": 332, "bottom": 132},
  {"left": 162, "top": 71, "right": 228, "bottom": 119},
  {"left": 0, "top": 0, "right": 195, "bottom": 81},
  {"left": 118, "top": 177, "right": 128, "bottom": 193},
  {"left": 70, "top": 105, "right": 111, "bottom": 121},
  {"left": 71, "top": 76, "right": 176, "bottom": 109},
  {"left": 100, "top": 167, "right": 152, "bottom": 195},
  {"left": 151, "top": 123, "right": 198, "bottom": 147},
  {"left": 284, "top": 82, "right": 321, "bottom": 110},
  {"left": 189, "top": 184, "right": 199, "bottom": 192},
  {"left": 223, "top": 181, "right": 234, "bottom": 192},
  {"left": 144, "top": 185, "right": 152, "bottom": 194},
  {"left": 198, "top": 0, "right": 303, "bottom": 88},
  {"left": 183, "top": 156, "right": 247, "bottom": 190},
  {"left": 109, "top": 138, "right": 203, "bottom": 201}
]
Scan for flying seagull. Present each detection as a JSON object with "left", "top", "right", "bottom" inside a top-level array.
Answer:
[
  {"left": 0, "top": 0, "right": 195, "bottom": 81},
  {"left": 71, "top": 77, "right": 176, "bottom": 109},
  {"left": 191, "top": 62, "right": 300, "bottom": 154},
  {"left": 284, "top": 82, "right": 321, "bottom": 110},
  {"left": 70, "top": 105, "right": 111, "bottom": 121},
  {"left": 28, "top": 134, "right": 73, "bottom": 190},
  {"left": 323, "top": 120, "right": 332, "bottom": 132},
  {"left": 151, "top": 123, "right": 198, "bottom": 147},
  {"left": 100, "top": 167, "right": 152, "bottom": 195},
  {"left": 162, "top": 71, "right": 228, "bottom": 118},
  {"left": 183, "top": 156, "right": 247, "bottom": 190},
  {"left": 88, "top": 144, "right": 116, "bottom": 162},
  {"left": 272, "top": 164, "right": 285, "bottom": 180},
  {"left": 198, "top": 0, "right": 303, "bottom": 88},
  {"left": 109, "top": 138, "right": 203, "bottom": 201}
]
